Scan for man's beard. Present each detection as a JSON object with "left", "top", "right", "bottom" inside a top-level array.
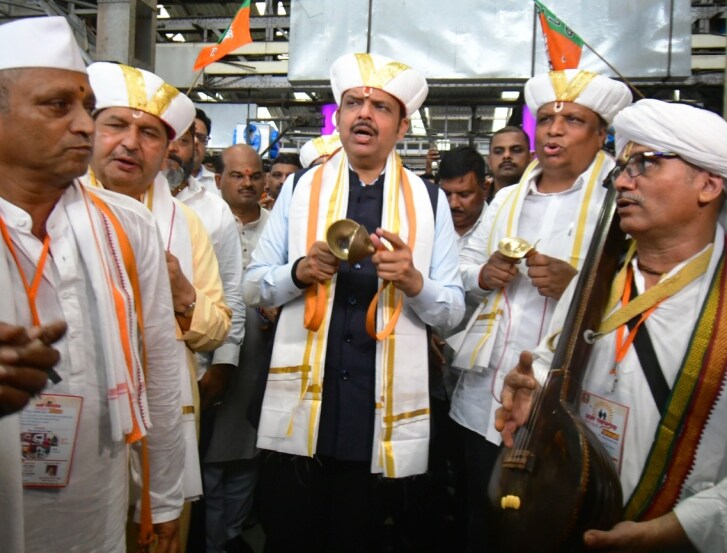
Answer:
[{"left": 165, "top": 154, "right": 193, "bottom": 189}]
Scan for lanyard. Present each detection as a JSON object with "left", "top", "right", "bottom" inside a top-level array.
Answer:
[
  {"left": 612, "top": 267, "right": 662, "bottom": 372},
  {"left": 0, "top": 215, "right": 51, "bottom": 325}
]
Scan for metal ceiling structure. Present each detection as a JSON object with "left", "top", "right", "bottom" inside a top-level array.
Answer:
[{"left": 0, "top": 0, "right": 725, "bottom": 167}]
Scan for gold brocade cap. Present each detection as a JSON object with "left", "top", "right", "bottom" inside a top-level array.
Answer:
[
  {"left": 300, "top": 134, "right": 342, "bottom": 168},
  {"left": 330, "top": 53, "right": 428, "bottom": 117},
  {"left": 87, "top": 62, "right": 195, "bottom": 140},
  {"left": 524, "top": 69, "right": 632, "bottom": 124}
]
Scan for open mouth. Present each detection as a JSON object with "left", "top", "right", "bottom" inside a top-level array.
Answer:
[
  {"left": 543, "top": 143, "right": 563, "bottom": 156},
  {"left": 113, "top": 157, "right": 141, "bottom": 171},
  {"left": 352, "top": 124, "right": 376, "bottom": 141}
]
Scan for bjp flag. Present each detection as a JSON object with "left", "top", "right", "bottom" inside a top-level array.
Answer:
[
  {"left": 535, "top": 1, "right": 584, "bottom": 70},
  {"left": 193, "top": 0, "right": 252, "bottom": 71}
]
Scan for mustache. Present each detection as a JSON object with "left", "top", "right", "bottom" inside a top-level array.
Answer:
[
  {"left": 351, "top": 121, "right": 377, "bottom": 134},
  {"left": 167, "top": 153, "right": 184, "bottom": 166},
  {"left": 118, "top": 147, "right": 142, "bottom": 163},
  {"left": 617, "top": 192, "right": 645, "bottom": 205}
]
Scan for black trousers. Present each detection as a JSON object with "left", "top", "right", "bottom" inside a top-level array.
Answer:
[
  {"left": 257, "top": 451, "right": 439, "bottom": 553},
  {"left": 459, "top": 423, "right": 501, "bottom": 553}
]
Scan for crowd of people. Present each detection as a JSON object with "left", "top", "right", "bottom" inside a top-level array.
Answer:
[{"left": 0, "top": 14, "right": 725, "bottom": 553}]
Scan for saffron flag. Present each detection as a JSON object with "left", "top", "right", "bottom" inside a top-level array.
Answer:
[
  {"left": 535, "top": 1, "right": 584, "bottom": 70},
  {"left": 193, "top": 0, "right": 252, "bottom": 71}
]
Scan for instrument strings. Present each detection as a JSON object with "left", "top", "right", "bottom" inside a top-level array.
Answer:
[{"left": 510, "top": 369, "right": 552, "bottom": 454}]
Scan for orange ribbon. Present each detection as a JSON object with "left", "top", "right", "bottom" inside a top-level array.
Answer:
[
  {"left": 303, "top": 164, "right": 327, "bottom": 332},
  {"left": 0, "top": 216, "right": 51, "bottom": 326},
  {"left": 302, "top": 159, "right": 417, "bottom": 341},
  {"left": 365, "top": 169, "right": 416, "bottom": 341},
  {"left": 612, "top": 266, "right": 662, "bottom": 380}
]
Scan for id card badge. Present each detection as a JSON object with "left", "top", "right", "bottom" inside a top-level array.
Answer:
[
  {"left": 579, "top": 390, "right": 629, "bottom": 473},
  {"left": 19, "top": 394, "right": 83, "bottom": 488}
]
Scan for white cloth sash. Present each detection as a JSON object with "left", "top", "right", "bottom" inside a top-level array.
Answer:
[
  {"left": 141, "top": 175, "right": 201, "bottom": 500},
  {"left": 450, "top": 152, "right": 610, "bottom": 372},
  {"left": 82, "top": 172, "right": 201, "bottom": 500},
  {"left": 257, "top": 149, "right": 434, "bottom": 477}
]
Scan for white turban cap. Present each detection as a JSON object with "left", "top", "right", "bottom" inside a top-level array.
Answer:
[
  {"left": 525, "top": 69, "right": 632, "bottom": 124},
  {"left": 300, "top": 134, "right": 342, "bottom": 168},
  {"left": 613, "top": 99, "right": 727, "bottom": 179},
  {"left": 88, "top": 62, "right": 195, "bottom": 140},
  {"left": 0, "top": 17, "right": 86, "bottom": 73},
  {"left": 330, "top": 53, "right": 428, "bottom": 117}
]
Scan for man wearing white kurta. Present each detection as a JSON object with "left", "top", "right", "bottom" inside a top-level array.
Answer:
[
  {"left": 448, "top": 69, "right": 632, "bottom": 552},
  {"left": 498, "top": 99, "right": 727, "bottom": 553},
  {"left": 84, "top": 63, "right": 232, "bottom": 552},
  {"left": 166, "top": 125, "right": 245, "bottom": 408},
  {"left": 0, "top": 17, "right": 184, "bottom": 552},
  {"left": 243, "top": 53, "right": 464, "bottom": 552}
]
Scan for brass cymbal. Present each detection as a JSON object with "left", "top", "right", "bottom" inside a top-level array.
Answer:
[
  {"left": 326, "top": 218, "right": 376, "bottom": 264},
  {"left": 498, "top": 237, "right": 535, "bottom": 261}
]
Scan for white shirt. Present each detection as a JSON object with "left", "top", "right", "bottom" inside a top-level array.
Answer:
[
  {"left": 433, "top": 208, "right": 488, "bottom": 400},
  {"left": 0, "top": 186, "right": 184, "bottom": 553},
  {"left": 237, "top": 207, "right": 271, "bottom": 272},
  {"left": 195, "top": 165, "right": 220, "bottom": 196},
  {"left": 176, "top": 176, "right": 245, "bottom": 369},
  {"left": 532, "top": 230, "right": 727, "bottom": 553},
  {"left": 450, "top": 156, "right": 612, "bottom": 443}
]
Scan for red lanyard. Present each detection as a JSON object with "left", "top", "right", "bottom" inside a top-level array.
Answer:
[
  {"left": 612, "top": 266, "right": 661, "bottom": 372},
  {"left": 0, "top": 215, "right": 51, "bottom": 325}
]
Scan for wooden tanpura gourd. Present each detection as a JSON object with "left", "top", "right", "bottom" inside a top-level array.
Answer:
[{"left": 488, "top": 180, "right": 626, "bottom": 553}]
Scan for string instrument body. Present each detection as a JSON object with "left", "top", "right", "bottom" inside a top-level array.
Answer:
[{"left": 489, "top": 183, "right": 626, "bottom": 552}]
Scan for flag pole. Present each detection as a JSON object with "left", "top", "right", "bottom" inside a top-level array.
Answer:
[
  {"left": 581, "top": 39, "right": 646, "bottom": 99},
  {"left": 186, "top": 68, "right": 205, "bottom": 97},
  {"left": 534, "top": 1, "right": 645, "bottom": 100}
]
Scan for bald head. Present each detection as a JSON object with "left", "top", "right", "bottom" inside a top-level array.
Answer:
[{"left": 217, "top": 144, "right": 265, "bottom": 215}]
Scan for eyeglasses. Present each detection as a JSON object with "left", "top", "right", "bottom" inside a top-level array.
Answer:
[
  {"left": 608, "top": 151, "right": 680, "bottom": 182},
  {"left": 195, "top": 133, "right": 210, "bottom": 145}
]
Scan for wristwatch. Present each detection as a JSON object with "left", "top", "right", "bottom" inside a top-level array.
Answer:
[{"left": 175, "top": 301, "right": 196, "bottom": 318}]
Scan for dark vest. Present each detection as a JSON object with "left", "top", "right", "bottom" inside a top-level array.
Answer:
[{"left": 316, "top": 168, "right": 438, "bottom": 461}]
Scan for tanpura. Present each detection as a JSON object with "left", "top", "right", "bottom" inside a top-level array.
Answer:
[{"left": 489, "top": 180, "right": 626, "bottom": 553}]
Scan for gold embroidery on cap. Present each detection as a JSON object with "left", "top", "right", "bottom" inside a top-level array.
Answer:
[
  {"left": 118, "top": 65, "right": 179, "bottom": 118},
  {"left": 549, "top": 70, "right": 597, "bottom": 103},
  {"left": 354, "top": 53, "right": 410, "bottom": 91},
  {"left": 147, "top": 83, "right": 180, "bottom": 119},
  {"left": 120, "top": 65, "right": 148, "bottom": 111}
]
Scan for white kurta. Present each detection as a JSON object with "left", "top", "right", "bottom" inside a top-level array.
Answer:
[
  {"left": 195, "top": 165, "right": 221, "bottom": 197},
  {"left": 0, "top": 238, "right": 24, "bottom": 552},
  {"left": 532, "top": 229, "right": 727, "bottom": 553},
  {"left": 432, "top": 208, "right": 488, "bottom": 401},
  {"left": 450, "top": 154, "right": 613, "bottom": 443},
  {"left": 176, "top": 176, "right": 245, "bottom": 372},
  {"left": 0, "top": 184, "right": 184, "bottom": 553}
]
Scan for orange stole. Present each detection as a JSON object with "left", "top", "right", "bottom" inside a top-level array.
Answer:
[
  {"left": 625, "top": 250, "right": 727, "bottom": 520},
  {"left": 85, "top": 190, "right": 155, "bottom": 548}
]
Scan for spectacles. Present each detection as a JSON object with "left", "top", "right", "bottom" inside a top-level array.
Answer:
[
  {"left": 195, "top": 133, "right": 210, "bottom": 145},
  {"left": 608, "top": 151, "right": 680, "bottom": 183}
]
